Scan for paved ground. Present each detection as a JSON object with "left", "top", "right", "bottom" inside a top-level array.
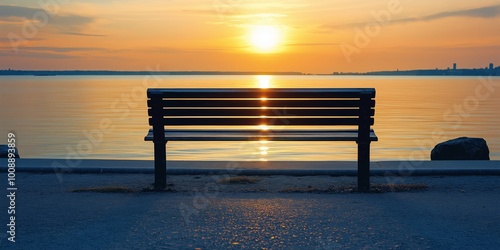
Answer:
[{"left": 1, "top": 172, "right": 499, "bottom": 249}]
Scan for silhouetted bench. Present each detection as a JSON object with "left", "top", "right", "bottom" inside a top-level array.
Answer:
[{"left": 145, "top": 88, "right": 377, "bottom": 191}]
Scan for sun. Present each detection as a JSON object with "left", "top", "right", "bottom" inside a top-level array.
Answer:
[{"left": 249, "top": 25, "right": 282, "bottom": 53}]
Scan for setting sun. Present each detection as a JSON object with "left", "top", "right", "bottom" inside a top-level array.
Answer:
[{"left": 249, "top": 25, "right": 282, "bottom": 53}]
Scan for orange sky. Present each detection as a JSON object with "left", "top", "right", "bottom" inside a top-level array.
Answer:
[{"left": 0, "top": 0, "right": 499, "bottom": 73}]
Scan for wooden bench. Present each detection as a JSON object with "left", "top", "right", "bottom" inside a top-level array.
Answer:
[{"left": 145, "top": 88, "right": 378, "bottom": 191}]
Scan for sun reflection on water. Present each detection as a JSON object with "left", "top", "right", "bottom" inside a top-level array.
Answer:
[
  {"left": 259, "top": 140, "right": 269, "bottom": 161},
  {"left": 256, "top": 75, "right": 272, "bottom": 88}
]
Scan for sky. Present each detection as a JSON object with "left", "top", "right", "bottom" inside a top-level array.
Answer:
[{"left": 0, "top": 0, "right": 499, "bottom": 73}]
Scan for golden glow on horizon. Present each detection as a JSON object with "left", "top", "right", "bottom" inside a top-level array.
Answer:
[{"left": 248, "top": 25, "right": 282, "bottom": 53}]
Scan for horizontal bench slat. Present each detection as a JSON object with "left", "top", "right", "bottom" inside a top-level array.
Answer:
[
  {"left": 148, "top": 108, "right": 375, "bottom": 117},
  {"left": 148, "top": 88, "right": 376, "bottom": 99},
  {"left": 147, "top": 99, "right": 375, "bottom": 108},
  {"left": 144, "top": 129, "right": 378, "bottom": 142},
  {"left": 149, "top": 117, "right": 374, "bottom": 126}
]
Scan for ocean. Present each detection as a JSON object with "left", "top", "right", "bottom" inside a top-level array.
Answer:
[{"left": 1, "top": 75, "right": 499, "bottom": 161}]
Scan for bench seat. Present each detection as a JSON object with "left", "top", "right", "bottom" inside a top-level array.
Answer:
[{"left": 145, "top": 129, "right": 378, "bottom": 142}]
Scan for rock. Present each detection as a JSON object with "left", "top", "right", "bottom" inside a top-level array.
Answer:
[
  {"left": 0, "top": 145, "right": 20, "bottom": 158},
  {"left": 431, "top": 137, "right": 489, "bottom": 160}
]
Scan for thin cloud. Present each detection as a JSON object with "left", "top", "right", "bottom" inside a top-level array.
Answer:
[
  {"left": 0, "top": 45, "right": 111, "bottom": 59},
  {"left": 329, "top": 4, "right": 500, "bottom": 29},
  {"left": 424, "top": 4, "right": 500, "bottom": 19},
  {"left": 51, "top": 15, "right": 94, "bottom": 31},
  {"left": 0, "top": 5, "right": 95, "bottom": 32},
  {"left": 60, "top": 32, "right": 107, "bottom": 37},
  {"left": 0, "top": 37, "right": 44, "bottom": 43},
  {"left": 391, "top": 4, "right": 500, "bottom": 25},
  {"left": 0, "top": 5, "right": 40, "bottom": 19},
  {"left": 0, "top": 50, "right": 79, "bottom": 59},
  {"left": 0, "top": 46, "right": 109, "bottom": 53}
]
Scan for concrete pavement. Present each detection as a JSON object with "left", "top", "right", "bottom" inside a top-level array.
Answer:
[{"left": 0, "top": 172, "right": 498, "bottom": 249}]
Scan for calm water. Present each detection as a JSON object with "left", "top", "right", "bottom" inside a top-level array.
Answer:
[{"left": 1, "top": 75, "right": 499, "bottom": 161}]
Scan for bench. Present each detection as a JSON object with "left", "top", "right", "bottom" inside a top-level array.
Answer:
[{"left": 145, "top": 88, "right": 378, "bottom": 191}]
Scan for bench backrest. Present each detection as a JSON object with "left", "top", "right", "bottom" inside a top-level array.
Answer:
[{"left": 147, "top": 88, "right": 375, "bottom": 137}]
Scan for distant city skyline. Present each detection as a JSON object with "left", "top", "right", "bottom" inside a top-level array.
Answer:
[
  {"left": 0, "top": 0, "right": 499, "bottom": 74},
  {"left": 1, "top": 62, "right": 498, "bottom": 76},
  {"left": 447, "top": 62, "right": 496, "bottom": 70},
  {"left": 334, "top": 62, "right": 500, "bottom": 76}
]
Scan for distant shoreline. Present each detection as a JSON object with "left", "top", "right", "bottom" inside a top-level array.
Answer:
[
  {"left": 0, "top": 70, "right": 304, "bottom": 76},
  {"left": 0, "top": 68, "right": 498, "bottom": 76}
]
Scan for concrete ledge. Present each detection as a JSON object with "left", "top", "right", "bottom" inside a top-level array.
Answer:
[{"left": 1, "top": 159, "right": 499, "bottom": 176}]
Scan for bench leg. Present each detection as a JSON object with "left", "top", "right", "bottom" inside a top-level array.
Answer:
[
  {"left": 357, "top": 142, "right": 371, "bottom": 192},
  {"left": 154, "top": 142, "right": 167, "bottom": 190}
]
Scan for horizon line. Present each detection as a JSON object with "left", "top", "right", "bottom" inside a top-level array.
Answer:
[{"left": 0, "top": 64, "right": 498, "bottom": 76}]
